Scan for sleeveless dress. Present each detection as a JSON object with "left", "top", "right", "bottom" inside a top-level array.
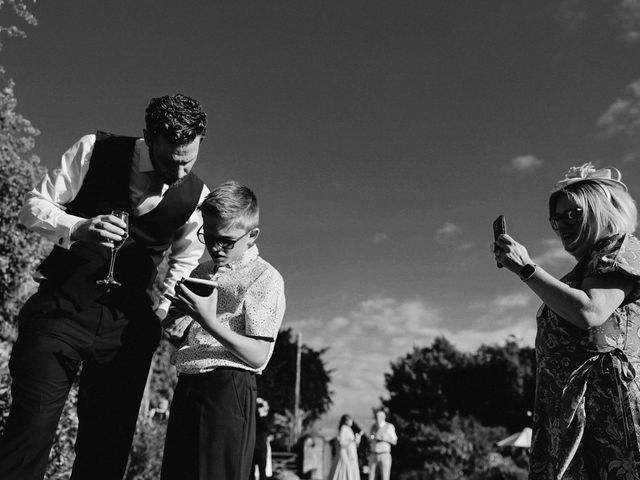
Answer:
[
  {"left": 328, "top": 425, "right": 361, "bottom": 480},
  {"left": 529, "top": 234, "right": 640, "bottom": 479}
]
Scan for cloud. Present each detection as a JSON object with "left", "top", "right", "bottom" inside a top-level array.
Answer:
[
  {"left": 447, "top": 317, "right": 536, "bottom": 352},
  {"left": 289, "top": 292, "right": 538, "bottom": 428},
  {"left": 469, "top": 292, "right": 533, "bottom": 313},
  {"left": 597, "top": 78, "right": 640, "bottom": 140},
  {"left": 533, "top": 238, "right": 574, "bottom": 266},
  {"left": 372, "top": 233, "right": 388, "bottom": 244},
  {"left": 596, "top": 77, "right": 640, "bottom": 162},
  {"left": 555, "top": 0, "right": 587, "bottom": 33},
  {"left": 435, "top": 222, "right": 462, "bottom": 244},
  {"left": 493, "top": 292, "right": 532, "bottom": 309},
  {"left": 508, "top": 155, "right": 544, "bottom": 173},
  {"left": 556, "top": 0, "right": 640, "bottom": 44},
  {"left": 434, "top": 222, "right": 476, "bottom": 251},
  {"left": 458, "top": 241, "right": 476, "bottom": 251}
]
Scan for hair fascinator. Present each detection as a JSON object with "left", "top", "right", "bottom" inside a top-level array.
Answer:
[{"left": 554, "top": 162, "right": 627, "bottom": 192}]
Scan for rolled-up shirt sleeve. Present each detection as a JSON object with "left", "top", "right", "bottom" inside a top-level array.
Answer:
[
  {"left": 244, "top": 268, "right": 286, "bottom": 340},
  {"left": 154, "top": 184, "right": 209, "bottom": 319},
  {"left": 18, "top": 134, "right": 95, "bottom": 249}
]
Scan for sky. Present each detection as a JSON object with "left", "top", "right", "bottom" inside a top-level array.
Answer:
[{"left": 3, "top": 0, "right": 640, "bottom": 432}]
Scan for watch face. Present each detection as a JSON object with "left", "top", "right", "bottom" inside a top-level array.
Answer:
[{"left": 520, "top": 264, "right": 536, "bottom": 280}]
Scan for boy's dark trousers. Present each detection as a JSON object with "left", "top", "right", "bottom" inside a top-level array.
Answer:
[
  {"left": 161, "top": 367, "right": 257, "bottom": 480},
  {"left": 0, "top": 284, "right": 161, "bottom": 480}
]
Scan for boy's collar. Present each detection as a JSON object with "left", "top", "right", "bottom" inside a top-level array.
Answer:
[{"left": 220, "top": 245, "right": 259, "bottom": 271}]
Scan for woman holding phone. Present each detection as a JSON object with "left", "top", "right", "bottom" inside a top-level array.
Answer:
[{"left": 493, "top": 163, "right": 640, "bottom": 479}]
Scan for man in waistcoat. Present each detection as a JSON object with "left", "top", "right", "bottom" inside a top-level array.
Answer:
[{"left": 0, "top": 93, "right": 210, "bottom": 480}]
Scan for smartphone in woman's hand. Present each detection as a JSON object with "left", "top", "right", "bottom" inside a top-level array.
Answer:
[{"left": 493, "top": 215, "right": 507, "bottom": 268}]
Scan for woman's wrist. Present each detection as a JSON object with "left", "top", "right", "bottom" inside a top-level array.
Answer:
[{"left": 518, "top": 263, "right": 538, "bottom": 282}]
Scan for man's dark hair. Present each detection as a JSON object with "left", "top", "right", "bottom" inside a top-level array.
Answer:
[{"left": 145, "top": 93, "right": 207, "bottom": 144}]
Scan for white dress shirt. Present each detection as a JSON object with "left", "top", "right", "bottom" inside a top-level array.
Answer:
[{"left": 18, "top": 134, "right": 209, "bottom": 318}]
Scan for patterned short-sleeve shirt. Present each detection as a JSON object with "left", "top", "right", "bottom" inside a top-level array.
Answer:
[{"left": 171, "top": 246, "right": 286, "bottom": 374}]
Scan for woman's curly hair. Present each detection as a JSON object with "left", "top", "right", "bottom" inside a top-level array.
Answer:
[{"left": 145, "top": 93, "right": 207, "bottom": 144}]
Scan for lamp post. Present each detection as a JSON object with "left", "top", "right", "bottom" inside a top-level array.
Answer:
[{"left": 293, "top": 331, "right": 302, "bottom": 442}]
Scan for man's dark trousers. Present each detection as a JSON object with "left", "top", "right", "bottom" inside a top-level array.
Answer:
[{"left": 0, "top": 283, "right": 161, "bottom": 480}]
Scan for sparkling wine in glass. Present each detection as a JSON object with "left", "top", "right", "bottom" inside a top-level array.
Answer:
[{"left": 96, "top": 210, "right": 129, "bottom": 287}]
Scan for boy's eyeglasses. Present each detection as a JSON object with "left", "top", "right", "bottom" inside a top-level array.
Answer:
[
  {"left": 197, "top": 226, "right": 251, "bottom": 250},
  {"left": 549, "top": 207, "right": 583, "bottom": 230}
]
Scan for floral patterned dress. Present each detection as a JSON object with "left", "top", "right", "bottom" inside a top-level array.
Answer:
[{"left": 530, "top": 234, "right": 640, "bottom": 479}]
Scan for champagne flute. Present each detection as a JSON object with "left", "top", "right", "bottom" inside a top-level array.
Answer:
[{"left": 96, "top": 210, "right": 129, "bottom": 286}]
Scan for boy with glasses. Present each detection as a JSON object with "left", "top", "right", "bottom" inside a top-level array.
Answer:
[{"left": 160, "top": 181, "right": 286, "bottom": 480}]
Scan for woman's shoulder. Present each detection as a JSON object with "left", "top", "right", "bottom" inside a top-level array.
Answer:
[{"left": 586, "top": 234, "right": 640, "bottom": 278}]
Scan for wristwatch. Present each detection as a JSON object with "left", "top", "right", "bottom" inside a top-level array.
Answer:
[{"left": 519, "top": 264, "right": 537, "bottom": 282}]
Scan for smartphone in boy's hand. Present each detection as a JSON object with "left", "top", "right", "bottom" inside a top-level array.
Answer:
[
  {"left": 493, "top": 215, "right": 506, "bottom": 268},
  {"left": 178, "top": 277, "right": 217, "bottom": 296}
]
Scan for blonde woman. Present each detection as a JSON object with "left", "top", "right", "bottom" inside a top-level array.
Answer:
[{"left": 494, "top": 163, "right": 640, "bottom": 479}]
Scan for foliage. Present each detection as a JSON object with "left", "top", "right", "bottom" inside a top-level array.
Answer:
[
  {"left": 125, "top": 416, "right": 168, "bottom": 480},
  {"left": 468, "top": 340, "right": 536, "bottom": 431},
  {"left": 0, "top": 0, "right": 38, "bottom": 53},
  {"left": 0, "top": 341, "right": 13, "bottom": 433},
  {"left": 469, "top": 462, "right": 528, "bottom": 480},
  {"left": 384, "top": 337, "right": 471, "bottom": 426},
  {"left": 0, "top": 0, "right": 47, "bottom": 340},
  {"left": 383, "top": 336, "right": 535, "bottom": 479},
  {"left": 257, "top": 327, "right": 333, "bottom": 425},
  {"left": 147, "top": 337, "right": 179, "bottom": 410},
  {"left": 0, "top": 6, "right": 79, "bottom": 479},
  {"left": 0, "top": 78, "right": 49, "bottom": 337},
  {"left": 125, "top": 338, "right": 176, "bottom": 477}
]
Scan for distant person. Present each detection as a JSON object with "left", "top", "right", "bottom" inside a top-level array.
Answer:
[
  {"left": 367, "top": 409, "right": 397, "bottom": 480},
  {"left": 296, "top": 420, "right": 326, "bottom": 480},
  {"left": 493, "top": 163, "right": 640, "bottom": 479},
  {"left": 148, "top": 397, "right": 170, "bottom": 423},
  {"left": 161, "top": 181, "right": 286, "bottom": 480},
  {"left": 250, "top": 397, "right": 273, "bottom": 480},
  {"left": 328, "top": 414, "right": 361, "bottom": 480},
  {"left": 0, "top": 93, "right": 209, "bottom": 480}
]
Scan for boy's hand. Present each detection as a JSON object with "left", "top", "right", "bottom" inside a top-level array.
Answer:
[{"left": 171, "top": 282, "right": 219, "bottom": 331}]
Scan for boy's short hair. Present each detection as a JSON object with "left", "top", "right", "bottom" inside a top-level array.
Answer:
[
  {"left": 145, "top": 93, "right": 207, "bottom": 145},
  {"left": 200, "top": 181, "right": 259, "bottom": 230}
]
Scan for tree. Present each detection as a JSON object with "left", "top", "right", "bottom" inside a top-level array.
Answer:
[
  {"left": 465, "top": 339, "right": 535, "bottom": 431},
  {"left": 0, "top": 0, "right": 47, "bottom": 341},
  {"left": 384, "top": 337, "right": 471, "bottom": 426},
  {"left": 0, "top": 5, "right": 79, "bottom": 480},
  {"left": 257, "top": 327, "right": 333, "bottom": 421},
  {"left": 382, "top": 337, "right": 535, "bottom": 478},
  {"left": 256, "top": 327, "right": 333, "bottom": 448}
]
